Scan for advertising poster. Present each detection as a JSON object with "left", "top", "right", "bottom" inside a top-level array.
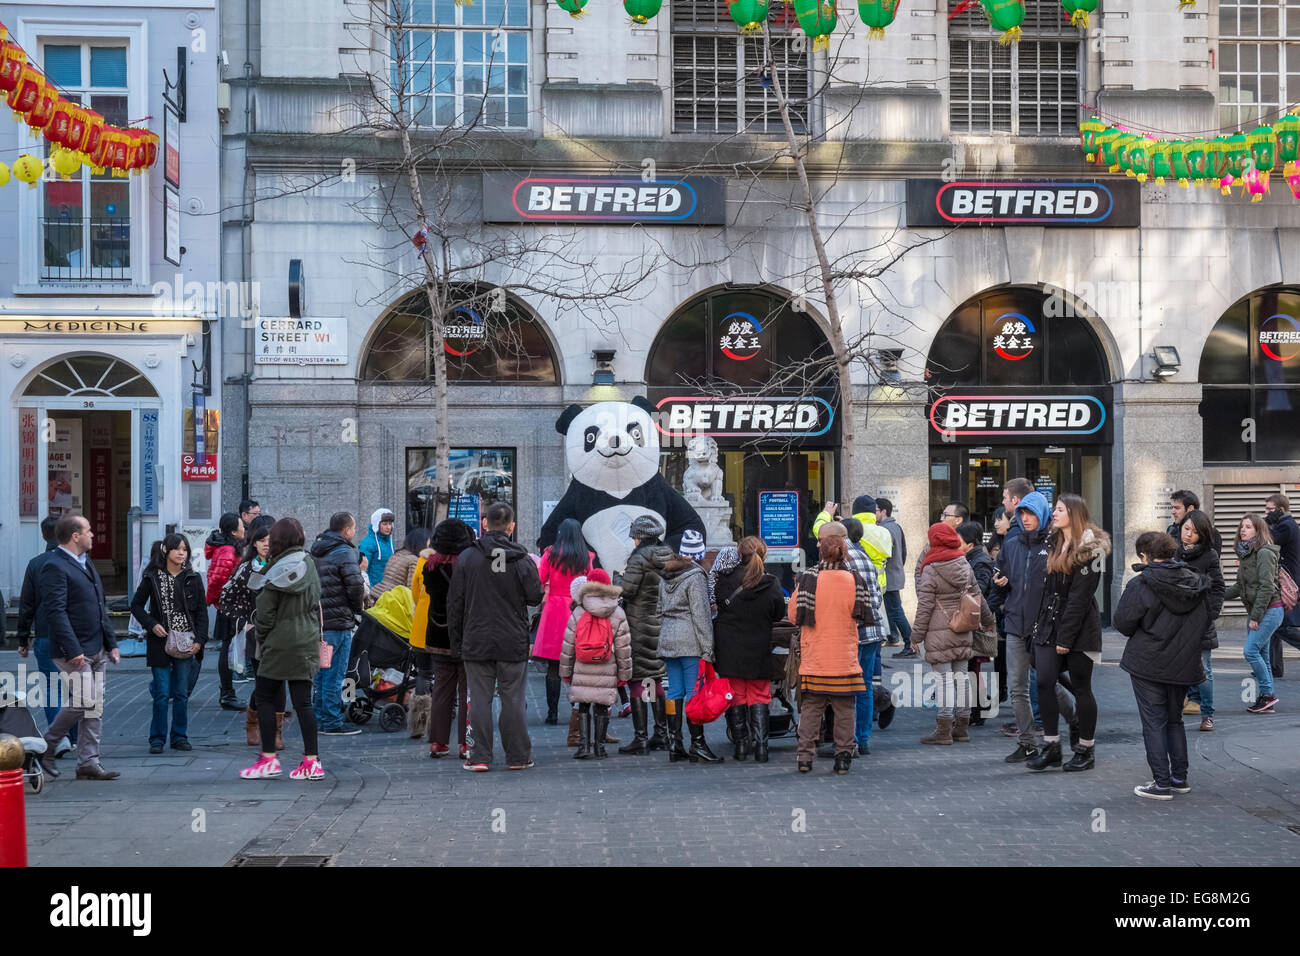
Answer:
[
  {"left": 48, "top": 419, "right": 83, "bottom": 516},
  {"left": 758, "top": 490, "right": 800, "bottom": 547}
]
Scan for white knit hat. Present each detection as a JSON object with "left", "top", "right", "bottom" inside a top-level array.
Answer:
[{"left": 679, "top": 529, "right": 705, "bottom": 560}]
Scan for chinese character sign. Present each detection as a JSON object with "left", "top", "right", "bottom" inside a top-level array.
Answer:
[
  {"left": 91, "top": 448, "right": 113, "bottom": 558},
  {"left": 19, "top": 408, "right": 38, "bottom": 517},
  {"left": 141, "top": 408, "right": 159, "bottom": 514}
]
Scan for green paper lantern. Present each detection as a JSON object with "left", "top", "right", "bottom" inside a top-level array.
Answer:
[
  {"left": 1185, "top": 138, "right": 1207, "bottom": 185},
  {"left": 1248, "top": 124, "right": 1276, "bottom": 174},
  {"left": 794, "top": 0, "right": 838, "bottom": 50},
  {"left": 1114, "top": 132, "right": 1138, "bottom": 176},
  {"left": 1149, "top": 142, "right": 1172, "bottom": 186},
  {"left": 1079, "top": 115, "right": 1105, "bottom": 162},
  {"left": 1095, "top": 125, "right": 1121, "bottom": 169},
  {"left": 1061, "top": 0, "right": 1098, "bottom": 29},
  {"left": 1129, "top": 136, "right": 1153, "bottom": 183},
  {"left": 1168, "top": 140, "right": 1191, "bottom": 187},
  {"left": 728, "top": 0, "right": 769, "bottom": 33},
  {"left": 1276, "top": 112, "right": 1300, "bottom": 182},
  {"left": 556, "top": 0, "right": 588, "bottom": 17},
  {"left": 1225, "top": 132, "right": 1249, "bottom": 185},
  {"left": 858, "top": 0, "right": 900, "bottom": 40},
  {"left": 980, "top": 0, "right": 1025, "bottom": 44},
  {"left": 623, "top": 0, "right": 661, "bottom": 24}
]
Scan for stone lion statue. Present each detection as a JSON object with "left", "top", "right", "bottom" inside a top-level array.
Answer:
[{"left": 682, "top": 435, "right": 724, "bottom": 504}]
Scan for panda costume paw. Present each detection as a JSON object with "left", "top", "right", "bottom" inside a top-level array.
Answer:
[{"left": 536, "top": 396, "right": 705, "bottom": 574}]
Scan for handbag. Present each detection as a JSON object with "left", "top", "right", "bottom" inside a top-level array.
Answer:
[
  {"left": 1280, "top": 567, "right": 1298, "bottom": 613},
  {"left": 684, "top": 660, "right": 734, "bottom": 725},
  {"left": 165, "top": 629, "right": 196, "bottom": 659},
  {"left": 317, "top": 603, "right": 333, "bottom": 668},
  {"left": 1030, "top": 593, "right": 1060, "bottom": 645},
  {"left": 948, "top": 587, "right": 983, "bottom": 634}
]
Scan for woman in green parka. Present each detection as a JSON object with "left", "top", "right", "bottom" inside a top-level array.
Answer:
[{"left": 240, "top": 517, "right": 325, "bottom": 781}]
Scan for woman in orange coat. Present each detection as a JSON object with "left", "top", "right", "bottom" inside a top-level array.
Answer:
[{"left": 789, "top": 523, "right": 876, "bottom": 775}]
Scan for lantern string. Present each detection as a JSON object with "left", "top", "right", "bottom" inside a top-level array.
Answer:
[{"left": 1079, "top": 100, "right": 1300, "bottom": 139}]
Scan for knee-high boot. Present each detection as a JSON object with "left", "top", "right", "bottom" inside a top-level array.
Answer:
[
  {"left": 649, "top": 696, "right": 669, "bottom": 752},
  {"left": 618, "top": 698, "right": 650, "bottom": 754},
  {"left": 725, "top": 705, "right": 750, "bottom": 761},
  {"left": 749, "top": 703, "right": 770, "bottom": 763},
  {"left": 666, "top": 701, "right": 689, "bottom": 762}
]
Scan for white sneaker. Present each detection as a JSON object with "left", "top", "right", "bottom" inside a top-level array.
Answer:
[{"left": 320, "top": 727, "right": 362, "bottom": 736}]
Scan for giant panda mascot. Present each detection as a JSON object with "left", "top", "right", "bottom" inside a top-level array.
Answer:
[{"left": 537, "top": 397, "right": 704, "bottom": 574}]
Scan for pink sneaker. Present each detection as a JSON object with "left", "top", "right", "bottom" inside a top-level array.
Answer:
[
  {"left": 289, "top": 757, "right": 324, "bottom": 781},
  {"left": 239, "top": 754, "right": 281, "bottom": 779}
]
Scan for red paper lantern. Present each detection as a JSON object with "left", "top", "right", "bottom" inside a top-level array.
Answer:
[
  {"left": 0, "top": 41, "right": 26, "bottom": 94},
  {"left": 25, "top": 82, "right": 58, "bottom": 134},
  {"left": 6, "top": 64, "right": 41, "bottom": 117},
  {"left": 43, "top": 96, "right": 78, "bottom": 147},
  {"left": 78, "top": 108, "right": 104, "bottom": 162}
]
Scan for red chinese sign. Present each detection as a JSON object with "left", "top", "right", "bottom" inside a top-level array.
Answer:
[
  {"left": 19, "top": 408, "right": 37, "bottom": 516},
  {"left": 90, "top": 448, "right": 113, "bottom": 558},
  {"left": 181, "top": 452, "right": 217, "bottom": 482}
]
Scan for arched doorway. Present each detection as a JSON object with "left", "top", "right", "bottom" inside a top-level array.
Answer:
[
  {"left": 15, "top": 353, "right": 161, "bottom": 590},
  {"left": 645, "top": 286, "right": 836, "bottom": 554},
  {"left": 925, "top": 286, "right": 1115, "bottom": 601}
]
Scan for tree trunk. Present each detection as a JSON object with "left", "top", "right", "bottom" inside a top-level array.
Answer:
[
  {"left": 403, "top": 127, "right": 452, "bottom": 525},
  {"left": 765, "top": 30, "right": 856, "bottom": 504}
]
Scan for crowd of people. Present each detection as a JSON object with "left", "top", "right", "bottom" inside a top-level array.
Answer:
[{"left": 10, "top": 482, "right": 1297, "bottom": 799}]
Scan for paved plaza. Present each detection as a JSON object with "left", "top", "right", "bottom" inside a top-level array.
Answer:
[{"left": 10, "top": 633, "right": 1300, "bottom": 867}]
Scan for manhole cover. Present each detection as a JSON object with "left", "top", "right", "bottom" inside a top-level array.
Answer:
[{"left": 227, "top": 854, "right": 333, "bottom": 867}]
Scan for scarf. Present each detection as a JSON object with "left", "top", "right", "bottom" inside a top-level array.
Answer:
[
  {"left": 920, "top": 522, "right": 966, "bottom": 574},
  {"left": 1237, "top": 539, "right": 1253, "bottom": 559},
  {"left": 794, "top": 560, "right": 872, "bottom": 629}
]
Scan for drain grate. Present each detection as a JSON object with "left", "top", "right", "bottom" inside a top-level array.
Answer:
[{"left": 228, "top": 854, "right": 333, "bottom": 867}]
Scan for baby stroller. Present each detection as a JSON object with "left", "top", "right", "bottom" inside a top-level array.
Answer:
[
  {"left": 345, "top": 586, "right": 417, "bottom": 733},
  {"left": 722, "top": 621, "right": 799, "bottom": 745},
  {"left": 0, "top": 692, "right": 49, "bottom": 794}
]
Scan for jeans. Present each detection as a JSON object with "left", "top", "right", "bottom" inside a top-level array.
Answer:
[
  {"left": 31, "top": 638, "right": 77, "bottom": 745},
  {"left": 1187, "top": 649, "right": 1215, "bottom": 717},
  {"left": 854, "top": 642, "right": 881, "bottom": 747},
  {"left": 150, "top": 657, "right": 193, "bottom": 745},
  {"left": 464, "top": 659, "right": 531, "bottom": 768},
  {"left": 664, "top": 655, "right": 702, "bottom": 702},
  {"left": 883, "top": 590, "right": 912, "bottom": 643},
  {"left": 186, "top": 650, "right": 202, "bottom": 696},
  {"left": 931, "top": 659, "right": 971, "bottom": 719},
  {"left": 1130, "top": 675, "right": 1189, "bottom": 789},
  {"left": 1006, "top": 636, "right": 1037, "bottom": 748},
  {"left": 1244, "top": 606, "right": 1283, "bottom": 697},
  {"left": 313, "top": 629, "right": 353, "bottom": 731}
]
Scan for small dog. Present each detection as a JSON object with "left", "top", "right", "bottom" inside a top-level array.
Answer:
[{"left": 408, "top": 692, "right": 432, "bottom": 739}]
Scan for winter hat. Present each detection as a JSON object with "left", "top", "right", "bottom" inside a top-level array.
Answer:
[
  {"left": 587, "top": 568, "right": 612, "bottom": 586},
  {"left": 853, "top": 494, "right": 878, "bottom": 515},
  {"left": 432, "top": 518, "right": 475, "bottom": 555},
  {"left": 569, "top": 575, "right": 589, "bottom": 602},
  {"left": 679, "top": 529, "right": 706, "bottom": 560},
  {"left": 629, "top": 514, "right": 665, "bottom": 541},
  {"left": 927, "top": 522, "right": 962, "bottom": 551},
  {"left": 370, "top": 508, "right": 396, "bottom": 533},
  {"left": 817, "top": 521, "right": 848, "bottom": 540}
]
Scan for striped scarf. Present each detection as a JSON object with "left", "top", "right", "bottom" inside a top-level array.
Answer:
[{"left": 794, "top": 560, "right": 873, "bottom": 629}]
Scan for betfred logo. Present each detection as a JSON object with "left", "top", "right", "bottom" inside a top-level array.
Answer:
[
  {"left": 654, "top": 396, "right": 833, "bottom": 438},
  {"left": 930, "top": 395, "right": 1107, "bottom": 436},
  {"left": 512, "top": 178, "right": 698, "bottom": 222},
  {"left": 991, "top": 312, "right": 1036, "bottom": 361},
  {"left": 938, "top": 182, "right": 1110, "bottom": 223},
  {"left": 1259, "top": 313, "right": 1300, "bottom": 362},
  {"left": 444, "top": 307, "right": 485, "bottom": 357}
]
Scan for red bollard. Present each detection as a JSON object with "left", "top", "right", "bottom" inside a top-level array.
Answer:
[{"left": 0, "top": 769, "right": 27, "bottom": 867}]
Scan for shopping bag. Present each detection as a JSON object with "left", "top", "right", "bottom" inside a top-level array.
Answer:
[{"left": 684, "top": 660, "right": 733, "bottom": 725}]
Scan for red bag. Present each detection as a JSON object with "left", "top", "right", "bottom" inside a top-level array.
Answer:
[
  {"left": 574, "top": 613, "right": 613, "bottom": 664},
  {"left": 684, "top": 661, "right": 734, "bottom": 725}
]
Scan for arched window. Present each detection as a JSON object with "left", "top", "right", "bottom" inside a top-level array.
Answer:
[
  {"left": 361, "top": 284, "right": 560, "bottom": 384},
  {"left": 926, "top": 286, "right": 1110, "bottom": 389},
  {"left": 646, "top": 286, "right": 834, "bottom": 391},
  {"left": 1200, "top": 286, "right": 1300, "bottom": 463},
  {"left": 23, "top": 355, "right": 158, "bottom": 397}
]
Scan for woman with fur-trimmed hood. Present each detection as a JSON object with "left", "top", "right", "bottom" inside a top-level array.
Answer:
[
  {"left": 1025, "top": 493, "right": 1112, "bottom": 773},
  {"left": 560, "top": 569, "right": 633, "bottom": 759}
]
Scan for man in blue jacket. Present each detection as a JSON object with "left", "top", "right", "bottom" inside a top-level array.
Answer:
[
  {"left": 994, "top": 490, "right": 1076, "bottom": 764},
  {"left": 38, "top": 514, "right": 121, "bottom": 780}
]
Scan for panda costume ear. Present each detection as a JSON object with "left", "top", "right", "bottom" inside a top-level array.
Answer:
[
  {"left": 556, "top": 404, "right": 584, "bottom": 435},
  {"left": 631, "top": 396, "right": 655, "bottom": 415}
]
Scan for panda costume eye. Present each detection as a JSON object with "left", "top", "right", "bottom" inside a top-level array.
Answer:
[
  {"left": 583, "top": 425, "right": 601, "bottom": 452},
  {"left": 627, "top": 422, "right": 644, "bottom": 446}
]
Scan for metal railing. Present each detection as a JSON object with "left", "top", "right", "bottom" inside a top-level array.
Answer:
[{"left": 41, "top": 216, "right": 132, "bottom": 282}]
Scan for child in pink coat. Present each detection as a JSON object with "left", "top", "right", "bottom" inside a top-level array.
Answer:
[{"left": 532, "top": 518, "right": 594, "bottom": 725}]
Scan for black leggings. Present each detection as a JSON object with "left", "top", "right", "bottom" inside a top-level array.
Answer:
[
  {"left": 545, "top": 659, "right": 561, "bottom": 716},
  {"left": 578, "top": 702, "right": 609, "bottom": 716},
  {"left": 255, "top": 676, "right": 317, "bottom": 756},
  {"left": 1033, "top": 644, "right": 1096, "bottom": 740}
]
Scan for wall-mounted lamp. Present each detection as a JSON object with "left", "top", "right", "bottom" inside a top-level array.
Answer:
[
  {"left": 592, "top": 349, "right": 616, "bottom": 386},
  {"left": 876, "top": 348, "right": 903, "bottom": 384},
  {"left": 1152, "top": 345, "right": 1181, "bottom": 380}
]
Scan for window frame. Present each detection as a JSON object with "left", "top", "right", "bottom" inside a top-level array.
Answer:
[
  {"left": 1217, "top": 0, "right": 1298, "bottom": 132},
  {"left": 387, "top": 0, "right": 531, "bottom": 131},
  {"left": 13, "top": 18, "right": 149, "bottom": 293},
  {"left": 947, "top": 0, "right": 1081, "bottom": 138},
  {"left": 670, "top": 0, "right": 812, "bottom": 136}
]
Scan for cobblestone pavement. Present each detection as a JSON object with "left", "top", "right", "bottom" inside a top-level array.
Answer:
[{"left": 7, "top": 632, "right": 1300, "bottom": 866}]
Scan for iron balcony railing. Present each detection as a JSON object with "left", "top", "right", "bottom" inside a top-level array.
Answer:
[{"left": 41, "top": 216, "right": 132, "bottom": 282}]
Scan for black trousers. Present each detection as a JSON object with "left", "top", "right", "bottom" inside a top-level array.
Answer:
[
  {"left": 255, "top": 676, "right": 317, "bottom": 756},
  {"left": 545, "top": 659, "right": 561, "bottom": 716},
  {"left": 214, "top": 611, "right": 235, "bottom": 696},
  {"left": 1033, "top": 643, "right": 1097, "bottom": 739},
  {"left": 1130, "top": 675, "right": 1189, "bottom": 788}
]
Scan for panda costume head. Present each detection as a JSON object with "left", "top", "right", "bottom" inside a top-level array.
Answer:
[{"left": 537, "top": 396, "right": 705, "bottom": 575}]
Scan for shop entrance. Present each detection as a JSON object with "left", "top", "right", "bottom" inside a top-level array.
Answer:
[{"left": 928, "top": 446, "right": 1107, "bottom": 531}]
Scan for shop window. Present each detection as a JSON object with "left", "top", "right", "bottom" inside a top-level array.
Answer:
[
  {"left": 40, "top": 43, "right": 131, "bottom": 283},
  {"left": 406, "top": 447, "right": 516, "bottom": 532},
  {"left": 388, "top": 0, "right": 530, "bottom": 129},
  {"left": 1200, "top": 286, "right": 1300, "bottom": 463},
  {"left": 23, "top": 356, "right": 157, "bottom": 398},
  {"left": 948, "top": 0, "right": 1080, "bottom": 136},
  {"left": 647, "top": 287, "right": 834, "bottom": 392},
  {"left": 671, "top": 0, "right": 809, "bottom": 135},
  {"left": 361, "top": 285, "right": 559, "bottom": 384},
  {"left": 927, "top": 286, "right": 1110, "bottom": 389}
]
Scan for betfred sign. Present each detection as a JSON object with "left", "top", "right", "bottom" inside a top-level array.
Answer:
[
  {"left": 929, "top": 393, "right": 1110, "bottom": 442},
  {"left": 483, "top": 174, "right": 725, "bottom": 225},
  {"left": 654, "top": 396, "right": 834, "bottom": 439},
  {"left": 181, "top": 453, "right": 217, "bottom": 482},
  {"left": 906, "top": 180, "right": 1140, "bottom": 228}
]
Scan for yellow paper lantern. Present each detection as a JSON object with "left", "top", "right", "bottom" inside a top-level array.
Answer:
[
  {"left": 48, "top": 146, "right": 81, "bottom": 181},
  {"left": 0, "top": 161, "right": 9, "bottom": 187},
  {"left": 12, "top": 152, "right": 43, "bottom": 188}
]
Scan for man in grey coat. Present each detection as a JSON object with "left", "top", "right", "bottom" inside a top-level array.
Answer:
[{"left": 875, "top": 498, "right": 911, "bottom": 649}]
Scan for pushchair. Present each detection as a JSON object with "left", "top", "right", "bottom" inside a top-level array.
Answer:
[
  {"left": 723, "top": 621, "right": 799, "bottom": 745},
  {"left": 345, "top": 586, "right": 417, "bottom": 733},
  {"left": 0, "top": 692, "right": 49, "bottom": 793}
]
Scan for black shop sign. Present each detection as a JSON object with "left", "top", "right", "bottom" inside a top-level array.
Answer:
[
  {"left": 648, "top": 391, "right": 838, "bottom": 445},
  {"left": 483, "top": 173, "right": 726, "bottom": 225},
  {"left": 906, "top": 179, "right": 1140, "bottom": 228},
  {"left": 928, "top": 388, "right": 1113, "bottom": 445}
]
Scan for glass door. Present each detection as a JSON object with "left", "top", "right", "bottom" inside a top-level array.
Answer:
[{"left": 966, "top": 454, "right": 1008, "bottom": 530}]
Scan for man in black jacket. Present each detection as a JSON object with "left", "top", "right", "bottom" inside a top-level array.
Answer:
[
  {"left": 1166, "top": 490, "right": 1223, "bottom": 554},
  {"left": 449, "top": 502, "right": 543, "bottom": 771},
  {"left": 1264, "top": 494, "right": 1300, "bottom": 664},
  {"left": 39, "top": 514, "right": 121, "bottom": 780},
  {"left": 310, "top": 512, "right": 366, "bottom": 735},
  {"left": 16, "top": 517, "right": 76, "bottom": 751},
  {"left": 1115, "top": 531, "right": 1210, "bottom": 800}
]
